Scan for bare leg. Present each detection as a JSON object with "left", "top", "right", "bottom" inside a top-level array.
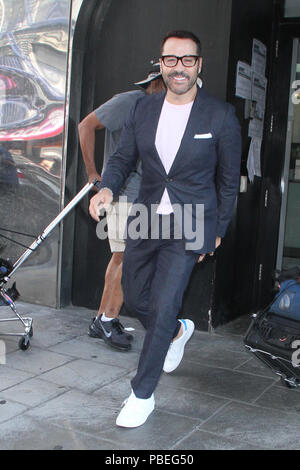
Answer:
[{"left": 96, "top": 252, "right": 123, "bottom": 319}]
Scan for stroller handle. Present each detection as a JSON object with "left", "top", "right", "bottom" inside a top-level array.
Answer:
[{"left": 6, "top": 180, "right": 97, "bottom": 280}]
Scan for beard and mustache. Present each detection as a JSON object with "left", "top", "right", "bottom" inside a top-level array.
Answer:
[{"left": 163, "top": 71, "right": 198, "bottom": 95}]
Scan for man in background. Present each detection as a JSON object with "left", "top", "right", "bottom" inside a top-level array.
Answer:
[{"left": 78, "top": 64, "right": 165, "bottom": 352}]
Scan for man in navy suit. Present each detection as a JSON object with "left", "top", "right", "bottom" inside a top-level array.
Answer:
[{"left": 89, "top": 30, "right": 241, "bottom": 427}]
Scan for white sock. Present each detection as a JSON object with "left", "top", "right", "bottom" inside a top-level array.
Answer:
[{"left": 101, "top": 312, "right": 113, "bottom": 322}]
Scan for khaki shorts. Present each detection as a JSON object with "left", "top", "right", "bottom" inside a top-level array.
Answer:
[{"left": 106, "top": 201, "right": 132, "bottom": 252}]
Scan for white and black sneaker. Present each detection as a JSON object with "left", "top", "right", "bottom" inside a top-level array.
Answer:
[{"left": 88, "top": 317, "right": 133, "bottom": 351}]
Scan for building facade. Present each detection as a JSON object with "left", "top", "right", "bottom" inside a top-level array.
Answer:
[{"left": 0, "top": 0, "right": 299, "bottom": 330}]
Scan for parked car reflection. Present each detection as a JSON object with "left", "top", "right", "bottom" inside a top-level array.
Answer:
[
  {"left": 12, "top": 147, "right": 61, "bottom": 200},
  {"left": 0, "top": 67, "right": 64, "bottom": 140},
  {"left": 0, "top": 146, "right": 61, "bottom": 269}
]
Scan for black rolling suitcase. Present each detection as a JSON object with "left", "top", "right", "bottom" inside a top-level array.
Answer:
[{"left": 244, "top": 268, "right": 300, "bottom": 389}]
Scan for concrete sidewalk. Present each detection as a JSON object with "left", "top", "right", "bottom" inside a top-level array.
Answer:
[{"left": 0, "top": 302, "right": 300, "bottom": 450}]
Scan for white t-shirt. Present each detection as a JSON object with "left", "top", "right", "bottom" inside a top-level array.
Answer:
[{"left": 155, "top": 99, "right": 193, "bottom": 214}]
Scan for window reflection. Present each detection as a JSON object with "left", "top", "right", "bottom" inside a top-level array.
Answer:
[
  {"left": 282, "top": 40, "right": 300, "bottom": 269},
  {"left": 0, "top": 0, "right": 70, "bottom": 306},
  {"left": 284, "top": 0, "right": 300, "bottom": 18}
]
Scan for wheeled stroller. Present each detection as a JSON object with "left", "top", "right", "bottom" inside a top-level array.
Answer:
[{"left": 0, "top": 181, "right": 96, "bottom": 350}]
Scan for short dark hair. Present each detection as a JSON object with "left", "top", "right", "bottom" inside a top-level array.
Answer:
[{"left": 160, "top": 30, "right": 202, "bottom": 57}]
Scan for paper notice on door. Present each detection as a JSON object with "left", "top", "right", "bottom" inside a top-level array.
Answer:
[
  {"left": 236, "top": 61, "right": 252, "bottom": 99},
  {"left": 251, "top": 39, "right": 267, "bottom": 77},
  {"left": 247, "top": 137, "right": 262, "bottom": 182},
  {"left": 252, "top": 72, "right": 267, "bottom": 108},
  {"left": 248, "top": 72, "right": 267, "bottom": 139},
  {"left": 248, "top": 107, "right": 264, "bottom": 139}
]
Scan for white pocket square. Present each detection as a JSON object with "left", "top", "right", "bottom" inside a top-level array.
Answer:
[{"left": 194, "top": 133, "right": 212, "bottom": 139}]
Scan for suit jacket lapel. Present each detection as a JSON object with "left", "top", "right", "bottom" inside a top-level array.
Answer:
[
  {"left": 149, "top": 91, "right": 168, "bottom": 175},
  {"left": 168, "top": 87, "right": 210, "bottom": 176},
  {"left": 149, "top": 87, "right": 211, "bottom": 176}
]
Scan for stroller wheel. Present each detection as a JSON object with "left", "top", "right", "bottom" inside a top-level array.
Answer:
[
  {"left": 18, "top": 337, "right": 30, "bottom": 351},
  {"left": 280, "top": 377, "right": 298, "bottom": 389}
]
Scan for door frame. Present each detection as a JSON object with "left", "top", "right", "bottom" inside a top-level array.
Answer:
[
  {"left": 254, "top": 17, "right": 300, "bottom": 310},
  {"left": 276, "top": 37, "right": 299, "bottom": 271}
]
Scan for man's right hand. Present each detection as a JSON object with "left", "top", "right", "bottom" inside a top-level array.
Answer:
[
  {"left": 89, "top": 188, "right": 113, "bottom": 222},
  {"left": 88, "top": 172, "right": 102, "bottom": 188}
]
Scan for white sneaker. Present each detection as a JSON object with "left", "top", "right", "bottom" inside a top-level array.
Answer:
[
  {"left": 163, "top": 319, "right": 195, "bottom": 373},
  {"left": 116, "top": 390, "right": 155, "bottom": 428}
]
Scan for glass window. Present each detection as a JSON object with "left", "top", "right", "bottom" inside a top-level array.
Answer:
[
  {"left": 284, "top": 0, "right": 300, "bottom": 18},
  {"left": 281, "top": 40, "right": 300, "bottom": 269},
  {"left": 0, "top": 0, "right": 71, "bottom": 307}
]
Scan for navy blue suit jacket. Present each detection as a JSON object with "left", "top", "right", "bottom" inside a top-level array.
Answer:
[{"left": 97, "top": 86, "right": 241, "bottom": 254}]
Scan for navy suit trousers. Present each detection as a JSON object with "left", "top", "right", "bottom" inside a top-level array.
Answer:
[{"left": 122, "top": 215, "right": 198, "bottom": 398}]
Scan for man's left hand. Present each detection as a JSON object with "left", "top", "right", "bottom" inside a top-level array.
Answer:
[{"left": 197, "top": 236, "right": 221, "bottom": 263}]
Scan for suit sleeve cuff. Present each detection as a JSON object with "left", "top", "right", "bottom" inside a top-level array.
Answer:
[
  {"left": 216, "top": 226, "right": 226, "bottom": 238},
  {"left": 95, "top": 181, "right": 113, "bottom": 197}
]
